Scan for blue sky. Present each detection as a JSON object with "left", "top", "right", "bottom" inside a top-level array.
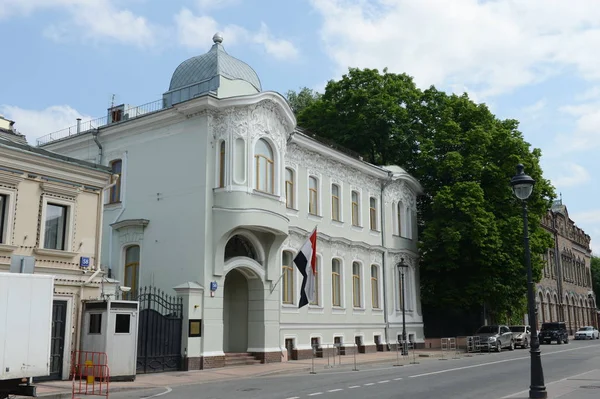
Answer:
[{"left": 1, "top": 0, "right": 599, "bottom": 252}]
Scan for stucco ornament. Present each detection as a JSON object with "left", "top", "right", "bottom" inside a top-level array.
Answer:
[
  {"left": 384, "top": 181, "right": 416, "bottom": 210},
  {"left": 286, "top": 144, "right": 379, "bottom": 193}
]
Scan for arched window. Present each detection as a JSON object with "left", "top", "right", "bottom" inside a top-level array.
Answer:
[
  {"left": 309, "top": 176, "right": 318, "bottom": 215},
  {"left": 224, "top": 234, "right": 258, "bottom": 261},
  {"left": 310, "top": 257, "right": 320, "bottom": 306},
  {"left": 124, "top": 245, "right": 140, "bottom": 299},
  {"left": 369, "top": 197, "right": 377, "bottom": 230},
  {"left": 255, "top": 138, "right": 274, "bottom": 193},
  {"left": 332, "top": 259, "right": 341, "bottom": 306},
  {"left": 282, "top": 251, "right": 294, "bottom": 304},
  {"left": 351, "top": 191, "right": 359, "bottom": 226},
  {"left": 285, "top": 168, "right": 294, "bottom": 208},
  {"left": 218, "top": 141, "right": 226, "bottom": 188},
  {"left": 331, "top": 184, "right": 340, "bottom": 221},
  {"left": 397, "top": 201, "right": 403, "bottom": 236},
  {"left": 405, "top": 207, "right": 411, "bottom": 239},
  {"left": 109, "top": 159, "right": 122, "bottom": 204},
  {"left": 352, "top": 262, "right": 361, "bottom": 308},
  {"left": 371, "top": 265, "right": 379, "bottom": 309}
]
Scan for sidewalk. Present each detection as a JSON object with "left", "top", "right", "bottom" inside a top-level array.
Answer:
[
  {"left": 25, "top": 349, "right": 445, "bottom": 398},
  {"left": 503, "top": 369, "right": 600, "bottom": 399}
]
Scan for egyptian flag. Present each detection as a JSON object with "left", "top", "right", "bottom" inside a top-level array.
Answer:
[{"left": 294, "top": 227, "right": 317, "bottom": 308}]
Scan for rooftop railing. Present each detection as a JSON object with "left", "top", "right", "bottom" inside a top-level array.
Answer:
[{"left": 36, "top": 99, "right": 164, "bottom": 146}]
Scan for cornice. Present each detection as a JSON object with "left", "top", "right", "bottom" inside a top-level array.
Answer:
[
  {"left": 41, "top": 180, "right": 81, "bottom": 198},
  {"left": 33, "top": 248, "right": 78, "bottom": 259},
  {"left": 0, "top": 169, "right": 25, "bottom": 187},
  {"left": 110, "top": 218, "right": 150, "bottom": 231}
]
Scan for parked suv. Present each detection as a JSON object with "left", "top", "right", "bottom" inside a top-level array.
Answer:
[
  {"left": 474, "top": 325, "right": 514, "bottom": 352},
  {"left": 509, "top": 325, "right": 531, "bottom": 349},
  {"left": 539, "top": 322, "right": 569, "bottom": 344}
]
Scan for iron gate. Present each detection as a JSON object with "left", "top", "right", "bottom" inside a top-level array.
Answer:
[{"left": 134, "top": 286, "right": 183, "bottom": 373}]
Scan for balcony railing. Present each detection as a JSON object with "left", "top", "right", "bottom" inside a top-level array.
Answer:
[{"left": 36, "top": 99, "right": 164, "bottom": 146}]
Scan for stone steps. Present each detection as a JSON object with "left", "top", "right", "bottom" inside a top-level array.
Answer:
[{"left": 224, "top": 352, "right": 261, "bottom": 366}]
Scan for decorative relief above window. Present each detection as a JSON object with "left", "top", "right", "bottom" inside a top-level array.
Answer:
[
  {"left": 41, "top": 181, "right": 81, "bottom": 199},
  {"left": 0, "top": 170, "right": 24, "bottom": 187},
  {"left": 384, "top": 181, "right": 416, "bottom": 210}
]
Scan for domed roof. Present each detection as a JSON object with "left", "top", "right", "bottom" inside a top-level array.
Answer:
[{"left": 168, "top": 33, "right": 261, "bottom": 92}]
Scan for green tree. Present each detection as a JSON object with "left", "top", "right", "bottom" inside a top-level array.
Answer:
[
  {"left": 592, "top": 256, "right": 600, "bottom": 308},
  {"left": 285, "top": 87, "right": 322, "bottom": 115},
  {"left": 295, "top": 67, "right": 555, "bottom": 321}
]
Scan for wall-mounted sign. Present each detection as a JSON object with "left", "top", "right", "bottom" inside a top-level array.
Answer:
[
  {"left": 189, "top": 319, "right": 202, "bottom": 337},
  {"left": 210, "top": 281, "right": 218, "bottom": 291},
  {"left": 80, "top": 257, "right": 90, "bottom": 268}
]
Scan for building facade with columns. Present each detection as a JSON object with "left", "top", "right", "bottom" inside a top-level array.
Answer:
[
  {"left": 537, "top": 200, "right": 596, "bottom": 333},
  {"left": 38, "top": 33, "right": 424, "bottom": 370}
]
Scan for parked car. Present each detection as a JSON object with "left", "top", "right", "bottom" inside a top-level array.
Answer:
[
  {"left": 474, "top": 325, "right": 514, "bottom": 352},
  {"left": 509, "top": 325, "right": 531, "bottom": 349},
  {"left": 574, "top": 326, "right": 600, "bottom": 340},
  {"left": 538, "top": 322, "right": 569, "bottom": 344}
]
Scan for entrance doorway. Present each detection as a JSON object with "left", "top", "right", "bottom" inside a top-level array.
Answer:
[
  {"left": 37, "top": 300, "right": 67, "bottom": 381},
  {"left": 223, "top": 269, "right": 249, "bottom": 352}
]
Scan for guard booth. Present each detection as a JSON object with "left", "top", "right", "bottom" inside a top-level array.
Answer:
[{"left": 80, "top": 300, "right": 139, "bottom": 381}]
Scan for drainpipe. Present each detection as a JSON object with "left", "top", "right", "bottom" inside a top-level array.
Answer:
[
  {"left": 92, "top": 128, "right": 103, "bottom": 165},
  {"left": 380, "top": 172, "right": 394, "bottom": 349},
  {"left": 108, "top": 151, "right": 128, "bottom": 279},
  {"left": 74, "top": 174, "right": 119, "bottom": 353}
]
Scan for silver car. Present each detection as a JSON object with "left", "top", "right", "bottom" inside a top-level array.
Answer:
[
  {"left": 474, "top": 325, "right": 515, "bottom": 352},
  {"left": 509, "top": 325, "right": 531, "bottom": 348}
]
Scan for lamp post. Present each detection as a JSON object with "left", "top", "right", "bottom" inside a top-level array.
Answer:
[
  {"left": 510, "top": 164, "right": 547, "bottom": 399},
  {"left": 397, "top": 258, "right": 409, "bottom": 356}
]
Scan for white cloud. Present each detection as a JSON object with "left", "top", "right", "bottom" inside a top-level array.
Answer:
[
  {"left": 0, "top": 105, "right": 93, "bottom": 145},
  {"left": 196, "top": 0, "right": 240, "bottom": 10},
  {"left": 553, "top": 101, "right": 600, "bottom": 152},
  {"left": 521, "top": 98, "right": 547, "bottom": 121},
  {"left": 550, "top": 163, "right": 591, "bottom": 188},
  {"left": 175, "top": 8, "right": 299, "bottom": 61},
  {"left": 0, "top": 0, "right": 157, "bottom": 48},
  {"left": 309, "top": 0, "right": 600, "bottom": 97}
]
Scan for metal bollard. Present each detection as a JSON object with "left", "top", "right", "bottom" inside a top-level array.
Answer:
[
  {"left": 352, "top": 343, "right": 358, "bottom": 371},
  {"left": 409, "top": 341, "right": 419, "bottom": 364},
  {"left": 393, "top": 340, "right": 402, "bottom": 367},
  {"left": 452, "top": 337, "right": 460, "bottom": 359},
  {"left": 310, "top": 344, "right": 317, "bottom": 374}
]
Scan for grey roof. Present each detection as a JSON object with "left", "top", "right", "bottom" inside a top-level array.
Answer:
[{"left": 168, "top": 36, "right": 261, "bottom": 92}]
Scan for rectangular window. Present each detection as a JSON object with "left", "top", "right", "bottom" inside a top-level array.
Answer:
[
  {"left": 115, "top": 314, "right": 131, "bottom": 334},
  {"left": 282, "top": 251, "right": 294, "bottom": 304},
  {"left": 285, "top": 168, "right": 294, "bottom": 208},
  {"left": 332, "top": 259, "right": 341, "bottom": 306},
  {"left": 369, "top": 197, "right": 377, "bottom": 230},
  {"left": 124, "top": 245, "right": 140, "bottom": 300},
  {"left": 351, "top": 191, "right": 359, "bottom": 226},
  {"left": 371, "top": 265, "right": 380, "bottom": 309},
  {"left": 0, "top": 194, "right": 7, "bottom": 244},
  {"left": 109, "top": 160, "right": 122, "bottom": 204},
  {"left": 309, "top": 176, "right": 318, "bottom": 215},
  {"left": 44, "top": 203, "right": 68, "bottom": 250},
  {"left": 331, "top": 184, "right": 340, "bottom": 221},
  {"left": 219, "top": 142, "right": 226, "bottom": 188},
  {"left": 352, "top": 262, "right": 361, "bottom": 307},
  {"left": 89, "top": 313, "right": 102, "bottom": 334}
]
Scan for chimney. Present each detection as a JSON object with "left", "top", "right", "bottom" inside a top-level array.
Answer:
[{"left": 76, "top": 118, "right": 81, "bottom": 133}]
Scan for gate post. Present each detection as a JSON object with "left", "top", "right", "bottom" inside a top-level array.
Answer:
[{"left": 174, "top": 282, "right": 205, "bottom": 371}]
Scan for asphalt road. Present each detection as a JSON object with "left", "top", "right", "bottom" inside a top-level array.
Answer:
[{"left": 110, "top": 340, "right": 600, "bottom": 399}]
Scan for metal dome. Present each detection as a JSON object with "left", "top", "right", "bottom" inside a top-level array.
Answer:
[{"left": 168, "top": 33, "right": 262, "bottom": 92}]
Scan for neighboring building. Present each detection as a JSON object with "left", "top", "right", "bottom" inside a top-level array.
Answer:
[
  {"left": 0, "top": 115, "right": 116, "bottom": 380},
  {"left": 538, "top": 199, "right": 596, "bottom": 332},
  {"left": 37, "top": 33, "right": 424, "bottom": 371}
]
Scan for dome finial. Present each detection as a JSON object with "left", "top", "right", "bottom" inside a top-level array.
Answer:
[{"left": 213, "top": 32, "right": 223, "bottom": 44}]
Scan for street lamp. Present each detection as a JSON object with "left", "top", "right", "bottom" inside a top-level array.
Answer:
[
  {"left": 510, "top": 163, "right": 547, "bottom": 399},
  {"left": 397, "top": 258, "right": 409, "bottom": 356}
]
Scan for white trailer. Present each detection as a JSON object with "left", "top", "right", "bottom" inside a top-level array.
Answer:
[{"left": 0, "top": 272, "right": 54, "bottom": 398}]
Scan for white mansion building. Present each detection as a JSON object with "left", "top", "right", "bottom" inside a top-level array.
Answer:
[{"left": 38, "top": 33, "right": 424, "bottom": 370}]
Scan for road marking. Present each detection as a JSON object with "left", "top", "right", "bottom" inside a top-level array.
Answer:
[
  {"left": 364, "top": 382, "right": 375, "bottom": 386},
  {"left": 349, "top": 386, "right": 361, "bottom": 389},
  {"left": 408, "top": 344, "right": 598, "bottom": 379},
  {"left": 327, "top": 388, "right": 343, "bottom": 392},
  {"left": 140, "top": 387, "right": 172, "bottom": 399},
  {"left": 308, "top": 393, "right": 323, "bottom": 396},
  {"left": 285, "top": 397, "right": 299, "bottom": 399},
  {"left": 500, "top": 369, "right": 598, "bottom": 398},
  {"left": 394, "top": 377, "right": 403, "bottom": 381},
  {"left": 378, "top": 380, "right": 390, "bottom": 383}
]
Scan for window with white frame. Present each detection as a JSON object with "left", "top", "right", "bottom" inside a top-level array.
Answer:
[
  {"left": 332, "top": 258, "right": 342, "bottom": 306},
  {"left": 218, "top": 141, "right": 226, "bottom": 188},
  {"left": 309, "top": 176, "right": 319, "bottom": 215},
  {"left": 109, "top": 159, "right": 122, "bottom": 203},
  {"left": 371, "top": 265, "right": 380, "bottom": 309},
  {"left": 352, "top": 261, "right": 362, "bottom": 308},
  {"left": 331, "top": 184, "right": 340, "bottom": 221},
  {"left": 405, "top": 207, "right": 411, "bottom": 239},
  {"left": 282, "top": 251, "right": 294, "bottom": 304},
  {"left": 351, "top": 191, "right": 360, "bottom": 226},
  {"left": 44, "top": 203, "right": 69, "bottom": 250},
  {"left": 369, "top": 197, "right": 377, "bottom": 230},
  {"left": 255, "top": 138, "right": 274, "bottom": 194},
  {"left": 397, "top": 201, "right": 403, "bottom": 236},
  {"left": 0, "top": 194, "right": 8, "bottom": 244},
  {"left": 285, "top": 168, "right": 294, "bottom": 208},
  {"left": 124, "top": 245, "right": 140, "bottom": 300},
  {"left": 310, "top": 256, "right": 320, "bottom": 306}
]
